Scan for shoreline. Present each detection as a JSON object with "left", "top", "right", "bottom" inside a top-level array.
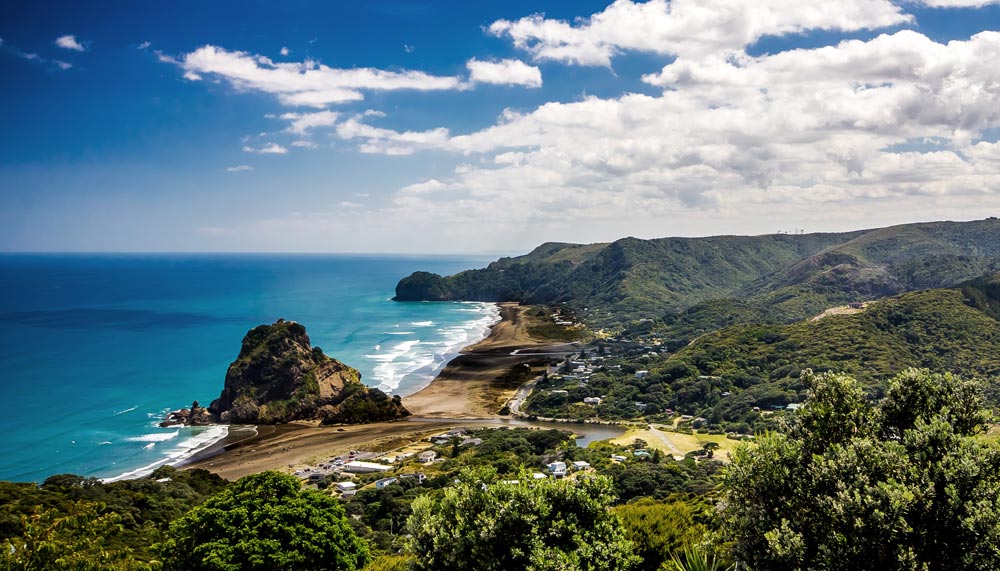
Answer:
[{"left": 181, "top": 302, "right": 582, "bottom": 480}]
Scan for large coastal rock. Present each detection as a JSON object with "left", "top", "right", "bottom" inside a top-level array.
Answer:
[{"left": 162, "top": 320, "right": 408, "bottom": 426}]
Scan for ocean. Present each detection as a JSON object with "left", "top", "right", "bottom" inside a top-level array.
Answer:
[{"left": 0, "top": 254, "right": 498, "bottom": 483}]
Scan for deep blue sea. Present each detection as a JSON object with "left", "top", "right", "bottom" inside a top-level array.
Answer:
[{"left": 0, "top": 254, "right": 498, "bottom": 483}]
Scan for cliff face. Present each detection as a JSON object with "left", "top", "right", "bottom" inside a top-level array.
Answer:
[{"left": 163, "top": 320, "right": 408, "bottom": 426}]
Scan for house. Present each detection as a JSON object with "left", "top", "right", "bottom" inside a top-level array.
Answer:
[
  {"left": 460, "top": 437, "right": 483, "bottom": 447},
  {"left": 572, "top": 461, "right": 591, "bottom": 470},
  {"left": 336, "top": 481, "right": 358, "bottom": 497},
  {"left": 849, "top": 302, "right": 865, "bottom": 309},
  {"left": 547, "top": 461, "right": 567, "bottom": 477},
  {"left": 610, "top": 454, "right": 628, "bottom": 462},
  {"left": 633, "top": 449, "right": 651, "bottom": 458},
  {"left": 583, "top": 396, "right": 602, "bottom": 405},
  {"left": 550, "top": 390, "right": 569, "bottom": 396},
  {"left": 635, "top": 370, "right": 649, "bottom": 379},
  {"left": 342, "top": 461, "right": 392, "bottom": 474},
  {"left": 418, "top": 451, "right": 437, "bottom": 463},
  {"left": 375, "top": 477, "right": 398, "bottom": 490},
  {"left": 400, "top": 472, "right": 426, "bottom": 484},
  {"left": 786, "top": 403, "right": 803, "bottom": 411},
  {"left": 531, "top": 472, "right": 548, "bottom": 480}
]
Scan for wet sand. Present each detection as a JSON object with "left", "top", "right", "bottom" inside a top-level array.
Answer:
[{"left": 402, "top": 303, "right": 578, "bottom": 418}]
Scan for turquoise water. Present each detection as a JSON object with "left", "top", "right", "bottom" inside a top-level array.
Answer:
[{"left": 0, "top": 254, "right": 497, "bottom": 482}]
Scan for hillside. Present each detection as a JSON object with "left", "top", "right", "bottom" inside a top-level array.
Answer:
[
  {"left": 656, "top": 276, "right": 1000, "bottom": 424},
  {"left": 523, "top": 276, "right": 1000, "bottom": 430},
  {"left": 395, "top": 218, "right": 1000, "bottom": 336}
]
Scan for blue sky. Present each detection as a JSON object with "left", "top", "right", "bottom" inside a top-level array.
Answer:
[{"left": 3, "top": 0, "right": 1000, "bottom": 253}]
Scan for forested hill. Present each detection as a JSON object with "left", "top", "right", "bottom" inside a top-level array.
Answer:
[
  {"left": 664, "top": 275, "right": 1000, "bottom": 420},
  {"left": 395, "top": 218, "right": 1000, "bottom": 335}
]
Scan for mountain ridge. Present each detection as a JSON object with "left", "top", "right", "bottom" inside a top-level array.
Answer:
[{"left": 395, "top": 218, "right": 1000, "bottom": 339}]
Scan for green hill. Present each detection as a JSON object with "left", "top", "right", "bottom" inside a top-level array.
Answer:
[
  {"left": 651, "top": 276, "right": 1000, "bottom": 426},
  {"left": 396, "top": 218, "right": 1000, "bottom": 337}
]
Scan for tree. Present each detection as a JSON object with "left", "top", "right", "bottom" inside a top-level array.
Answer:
[
  {"left": 613, "top": 495, "right": 725, "bottom": 571},
  {"left": 723, "top": 369, "right": 1000, "bottom": 571},
  {"left": 405, "top": 467, "right": 640, "bottom": 571},
  {"left": 158, "top": 471, "right": 370, "bottom": 571},
  {"left": 0, "top": 501, "right": 151, "bottom": 571}
]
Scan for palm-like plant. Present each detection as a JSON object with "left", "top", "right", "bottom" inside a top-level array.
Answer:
[{"left": 660, "top": 547, "right": 735, "bottom": 571}]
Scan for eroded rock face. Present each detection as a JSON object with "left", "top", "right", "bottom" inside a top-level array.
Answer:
[{"left": 161, "top": 320, "right": 408, "bottom": 426}]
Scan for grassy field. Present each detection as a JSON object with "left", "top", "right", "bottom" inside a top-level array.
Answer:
[{"left": 610, "top": 426, "right": 746, "bottom": 461}]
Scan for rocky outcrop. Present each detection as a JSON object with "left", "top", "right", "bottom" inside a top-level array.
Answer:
[{"left": 161, "top": 319, "right": 408, "bottom": 426}]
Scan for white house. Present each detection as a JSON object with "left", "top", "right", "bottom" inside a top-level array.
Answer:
[
  {"left": 342, "top": 461, "right": 392, "bottom": 474},
  {"left": 336, "top": 481, "right": 358, "bottom": 497},
  {"left": 418, "top": 450, "right": 437, "bottom": 463},
  {"left": 547, "top": 461, "right": 567, "bottom": 477},
  {"left": 572, "top": 461, "right": 591, "bottom": 470},
  {"left": 583, "top": 396, "right": 602, "bottom": 405},
  {"left": 375, "top": 477, "right": 398, "bottom": 490}
]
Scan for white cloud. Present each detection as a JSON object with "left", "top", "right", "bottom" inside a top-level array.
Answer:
[
  {"left": 138, "top": 41, "right": 152, "bottom": 50},
  {"left": 489, "top": 0, "right": 911, "bottom": 65},
  {"left": 226, "top": 165, "right": 254, "bottom": 172},
  {"left": 2, "top": 38, "right": 72, "bottom": 70},
  {"left": 165, "top": 45, "right": 465, "bottom": 107},
  {"left": 55, "top": 35, "right": 86, "bottom": 52},
  {"left": 242, "top": 143, "right": 288, "bottom": 154},
  {"left": 291, "top": 140, "right": 319, "bottom": 149},
  {"left": 336, "top": 115, "right": 450, "bottom": 155},
  {"left": 340, "top": 201, "right": 363, "bottom": 208},
  {"left": 399, "top": 179, "right": 448, "bottom": 195},
  {"left": 466, "top": 58, "right": 542, "bottom": 87},
  {"left": 318, "top": 29, "right": 1000, "bottom": 244},
  {"left": 279, "top": 110, "right": 339, "bottom": 134},
  {"left": 280, "top": 46, "right": 290, "bottom": 56},
  {"left": 403, "top": 44, "right": 415, "bottom": 53}
]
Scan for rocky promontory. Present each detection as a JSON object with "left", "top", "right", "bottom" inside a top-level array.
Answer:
[{"left": 161, "top": 319, "right": 408, "bottom": 426}]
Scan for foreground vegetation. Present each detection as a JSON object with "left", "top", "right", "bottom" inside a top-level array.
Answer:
[{"left": 3, "top": 369, "right": 996, "bottom": 570}]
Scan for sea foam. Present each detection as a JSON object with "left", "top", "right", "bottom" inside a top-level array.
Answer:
[{"left": 364, "top": 302, "right": 500, "bottom": 395}]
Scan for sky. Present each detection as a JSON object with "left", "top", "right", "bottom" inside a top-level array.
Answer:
[{"left": 2, "top": 0, "right": 1000, "bottom": 254}]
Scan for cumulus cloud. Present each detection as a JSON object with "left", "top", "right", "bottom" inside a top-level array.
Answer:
[
  {"left": 279, "top": 110, "right": 339, "bottom": 134},
  {"left": 55, "top": 35, "right": 86, "bottom": 52},
  {"left": 242, "top": 143, "right": 288, "bottom": 154},
  {"left": 489, "top": 0, "right": 911, "bottom": 65},
  {"left": 226, "top": 165, "right": 254, "bottom": 172},
  {"left": 322, "top": 28, "right": 1000, "bottom": 241},
  {"left": 164, "top": 45, "right": 464, "bottom": 107},
  {"left": 280, "top": 46, "right": 290, "bottom": 56},
  {"left": 466, "top": 58, "right": 542, "bottom": 87}
]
